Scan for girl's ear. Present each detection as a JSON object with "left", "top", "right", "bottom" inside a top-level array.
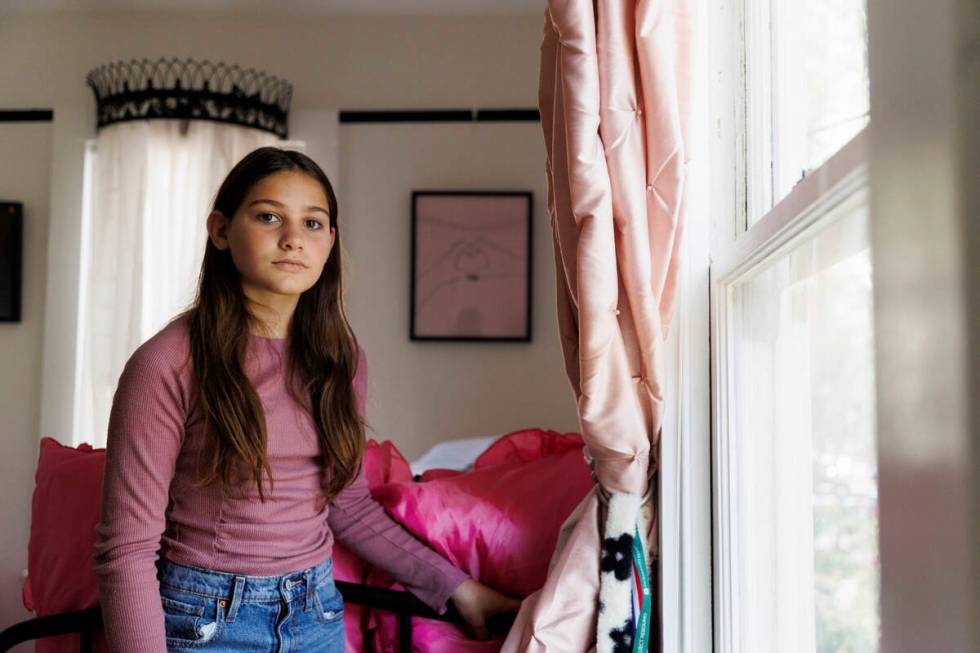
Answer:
[{"left": 207, "top": 210, "right": 231, "bottom": 250}]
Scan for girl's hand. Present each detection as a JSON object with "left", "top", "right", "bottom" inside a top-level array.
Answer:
[{"left": 449, "top": 578, "right": 522, "bottom": 640}]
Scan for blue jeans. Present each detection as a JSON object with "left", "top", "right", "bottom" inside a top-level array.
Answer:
[{"left": 155, "top": 555, "right": 345, "bottom": 652}]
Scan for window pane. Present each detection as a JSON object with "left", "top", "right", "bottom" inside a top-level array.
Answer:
[
  {"left": 748, "top": 0, "right": 870, "bottom": 225},
  {"left": 729, "top": 192, "right": 880, "bottom": 651}
]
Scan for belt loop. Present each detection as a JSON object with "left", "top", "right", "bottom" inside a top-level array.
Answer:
[
  {"left": 304, "top": 567, "right": 315, "bottom": 612},
  {"left": 224, "top": 576, "right": 246, "bottom": 623}
]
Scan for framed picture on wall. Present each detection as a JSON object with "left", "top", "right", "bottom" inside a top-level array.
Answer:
[
  {"left": 410, "top": 191, "right": 533, "bottom": 342},
  {"left": 0, "top": 202, "right": 23, "bottom": 323}
]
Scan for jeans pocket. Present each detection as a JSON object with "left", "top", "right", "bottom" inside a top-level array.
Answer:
[
  {"left": 311, "top": 579, "right": 345, "bottom": 625},
  {"left": 160, "top": 590, "right": 224, "bottom": 648}
]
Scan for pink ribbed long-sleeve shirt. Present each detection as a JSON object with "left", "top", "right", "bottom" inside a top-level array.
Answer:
[{"left": 92, "top": 316, "right": 468, "bottom": 652}]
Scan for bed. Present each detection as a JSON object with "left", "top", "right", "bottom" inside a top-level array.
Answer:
[
  {"left": 1, "top": 428, "right": 600, "bottom": 653},
  {"left": 0, "top": 581, "right": 498, "bottom": 653}
]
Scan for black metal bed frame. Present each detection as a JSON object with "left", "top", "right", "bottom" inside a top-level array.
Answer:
[
  {"left": 0, "top": 581, "right": 479, "bottom": 653},
  {"left": 0, "top": 564, "right": 658, "bottom": 652}
]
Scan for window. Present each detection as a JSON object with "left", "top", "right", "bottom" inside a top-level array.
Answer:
[
  {"left": 742, "top": 0, "right": 870, "bottom": 226},
  {"left": 73, "top": 122, "right": 300, "bottom": 447},
  {"left": 710, "top": 1, "right": 879, "bottom": 651}
]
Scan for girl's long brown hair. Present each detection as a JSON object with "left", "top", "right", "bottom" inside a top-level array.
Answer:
[{"left": 175, "top": 146, "right": 364, "bottom": 504}]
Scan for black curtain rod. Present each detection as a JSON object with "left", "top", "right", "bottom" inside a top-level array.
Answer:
[
  {"left": 0, "top": 110, "right": 54, "bottom": 122},
  {"left": 0, "top": 108, "right": 541, "bottom": 125}
]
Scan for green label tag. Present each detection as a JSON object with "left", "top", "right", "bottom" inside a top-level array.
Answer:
[{"left": 632, "top": 525, "right": 651, "bottom": 652}]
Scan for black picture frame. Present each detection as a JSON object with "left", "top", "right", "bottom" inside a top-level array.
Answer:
[
  {"left": 410, "top": 191, "right": 533, "bottom": 342},
  {"left": 0, "top": 202, "right": 23, "bottom": 323}
]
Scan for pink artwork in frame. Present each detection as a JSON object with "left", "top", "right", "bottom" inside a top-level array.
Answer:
[{"left": 411, "top": 191, "right": 532, "bottom": 341}]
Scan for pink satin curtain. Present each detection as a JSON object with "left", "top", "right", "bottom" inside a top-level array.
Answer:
[{"left": 502, "top": 0, "right": 695, "bottom": 649}]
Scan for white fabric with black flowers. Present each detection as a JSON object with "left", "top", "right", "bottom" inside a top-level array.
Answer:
[{"left": 597, "top": 492, "right": 644, "bottom": 653}]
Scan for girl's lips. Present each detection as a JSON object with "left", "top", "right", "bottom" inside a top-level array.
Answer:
[{"left": 273, "top": 261, "right": 306, "bottom": 271}]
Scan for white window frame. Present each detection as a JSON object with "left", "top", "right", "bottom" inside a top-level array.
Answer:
[
  {"left": 710, "top": 131, "right": 868, "bottom": 653},
  {"left": 703, "top": 1, "right": 872, "bottom": 651}
]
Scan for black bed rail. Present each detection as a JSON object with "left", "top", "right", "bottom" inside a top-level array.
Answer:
[
  {"left": 0, "top": 580, "right": 493, "bottom": 653},
  {"left": 0, "top": 606, "right": 102, "bottom": 652}
]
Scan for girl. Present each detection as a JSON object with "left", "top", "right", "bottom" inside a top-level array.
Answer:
[{"left": 92, "top": 146, "right": 520, "bottom": 652}]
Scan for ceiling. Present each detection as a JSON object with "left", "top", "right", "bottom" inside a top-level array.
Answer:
[{"left": 0, "top": 0, "right": 545, "bottom": 17}]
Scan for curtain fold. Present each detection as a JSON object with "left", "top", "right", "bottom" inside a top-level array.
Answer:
[
  {"left": 77, "top": 121, "right": 279, "bottom": 447},
  {"left": 503, "top": 0, "right": 695, "bottom": 649}
]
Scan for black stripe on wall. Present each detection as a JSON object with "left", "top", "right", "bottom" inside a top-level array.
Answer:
[
  {"left": 1, "top": 108, "right": 541, "bottom": 125},
  {"left": 340, "top": 108, "right": 540, "bottom": 123},
  {"left": 475, "top": 109, "right": 540, "bottom": 121},
  {"left": 0, "top": 109, "right": 54, "bottom": 122}
]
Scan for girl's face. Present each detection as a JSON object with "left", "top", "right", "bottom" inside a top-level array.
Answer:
[{"left": 207, "top": 170, "right": 336, "bottom": 315}]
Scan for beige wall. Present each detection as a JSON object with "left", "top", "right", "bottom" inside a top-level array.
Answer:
[
  {"left": 0, "top": 121, "right": 52, "bottom": 651},
  {"left": 341, "top": 120, "right": 575, "bottom": 458},
  {"left": 869, "top": 0, "right": 980, "bottom": 649},
  {"left": 0, "top": 8, "right": 578, "bottom": 635}
]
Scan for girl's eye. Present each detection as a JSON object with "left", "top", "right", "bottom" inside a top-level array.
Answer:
[{"left": 256, "top": 212, "right": 322, "bottom": 230}]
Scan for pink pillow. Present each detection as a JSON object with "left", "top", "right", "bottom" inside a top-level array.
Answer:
[
  {"left": 363, "top": 438, "right": 414, "bottom": 486},
  {"left": 473, "top": 428, "right": 584, "bottom": 468},
  {"left": 417, "top": 468, "right": 464, "bottom": 482},
  {"left": 416, "top": 429, "right": 584, "bottom": 482},
  {"left": 26, "top": 438, "right": 105, "bottom": 614},
  {"left": 25, "top": 437, "right": 109, "bottom": 653},
  {"left": 372, "top": 446, "right": 591, "bottom": 598},
  {"left": 368, "top": 613, "right": 507, "bottom": 653},
  {"left": 368, "top": 430, "right": 591, "bottom": 652}
]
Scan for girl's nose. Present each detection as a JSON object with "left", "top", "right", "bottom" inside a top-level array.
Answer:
[{"left": 280, "top": 225, "right": 304, "bottom": 249}]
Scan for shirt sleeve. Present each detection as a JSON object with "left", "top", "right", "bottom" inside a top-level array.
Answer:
[
  {"left": 329, "top": 344, "right": 469, "bottom": 614},
  {"left": 92, "top": 344, "right": 188, "bottom": 653}
]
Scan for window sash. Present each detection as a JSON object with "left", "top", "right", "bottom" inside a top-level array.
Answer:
[
  {"left": 740, "top": 0, "right": 870, "bottom": 229},
  {"left": 711, "top": 128, "right": 870, "bottom": 653}
]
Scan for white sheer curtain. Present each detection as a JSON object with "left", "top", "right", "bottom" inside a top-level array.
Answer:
[
  {"left": 76, "top": 120, "right": 280, "bottom": 447},
  {"left": 729, "top": 196, "right": 878, "bottom": 652}
]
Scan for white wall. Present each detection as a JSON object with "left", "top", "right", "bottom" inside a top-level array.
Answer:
[
  {"left": 341, "top": 120, "right": 574, "bottom": 458},
  {"left": 0, "top": 7, "right": 579, "bottom": 635},
  {"left": 0, "top": 121, "right": 52, "bottom": 651}
]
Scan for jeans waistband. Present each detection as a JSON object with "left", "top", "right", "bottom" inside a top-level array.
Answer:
[{"left": 156, "top": 556, "right": 334, "bottom": 603}]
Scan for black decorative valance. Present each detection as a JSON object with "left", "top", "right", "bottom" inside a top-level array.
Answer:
[{"left": 85, "top": 58, "right": 293, "bottom": 138}]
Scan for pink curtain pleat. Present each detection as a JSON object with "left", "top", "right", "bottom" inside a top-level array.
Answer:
[{"left": 503, "top": 0, "right": 694, "bottom": 649}]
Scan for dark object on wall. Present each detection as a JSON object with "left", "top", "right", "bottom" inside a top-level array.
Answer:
[
  {"left": 85, "top": 58, "right": 293, "bottom": 138},
  {"left": 0, "top": 202, "right": 23, "bottom": 323},
  {"left": 411, "top": 191, "right": 533, "bottom": 342}
]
